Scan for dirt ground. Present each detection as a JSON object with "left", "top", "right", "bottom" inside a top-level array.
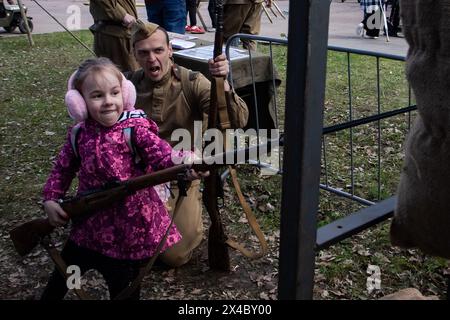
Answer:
[{"left": 0, "top": 207, "right": 280, "bottom": 300}]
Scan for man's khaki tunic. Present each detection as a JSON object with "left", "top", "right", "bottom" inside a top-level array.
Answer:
[
  {"left": 89, "top": 0, "right": 139, "bottom": 72},
  {"left": 127, "top": 64, "right": 248, "bottom": 267},
  {"left": 223, "top": 0, "right": 264, "bottom": 51}
]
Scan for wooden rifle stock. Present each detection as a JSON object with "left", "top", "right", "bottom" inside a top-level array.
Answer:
[{"left": 204, "top": 0, "right": 231, "bottom": 271}]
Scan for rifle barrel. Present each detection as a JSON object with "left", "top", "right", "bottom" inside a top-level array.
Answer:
[{"left": 213, "top": 0, "right": 224, "bottom": 58}]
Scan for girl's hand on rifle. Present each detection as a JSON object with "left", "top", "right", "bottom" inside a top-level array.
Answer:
[
  {"left": 182, "top": 152, "right": 210, "bottom": 180},
  {"left": 186, "top": 169, "right": 210, "bottom": 181},
  {"left": 208, "top": 54, "right": 231, "bottom": 91},
  {"left": 44, "top": 200, "right": 69, "bottom": 227}
]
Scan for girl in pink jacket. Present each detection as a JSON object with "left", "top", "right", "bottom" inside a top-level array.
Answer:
[{"left": 41, "top": 57, "right": 201, "bottom": 300}]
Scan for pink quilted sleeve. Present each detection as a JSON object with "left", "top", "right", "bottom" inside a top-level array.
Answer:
[
  {"left": 42, "top": 128, "right": 80, "bottom": 201},
  {"left": 133, "top": 124, "right": 177, "bottom": 172}
]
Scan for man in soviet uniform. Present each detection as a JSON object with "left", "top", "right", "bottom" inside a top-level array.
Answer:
[
  {"left": 223, "top": 0, "right": 272, "bottom": 51},
  {"left": 127, "top": 21, "right": 249, "bottom": 267},
  {"left": 89, "top": 0, "right": 139, "bottom": 72}
]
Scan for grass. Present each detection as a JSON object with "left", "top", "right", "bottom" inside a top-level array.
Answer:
[
  {"left": 239, "top": 43, "right": 447, "bottom": 299},
  {"left": 0, "top": 31, "right": 93, "bottom": 221},
  {"left": 0, "top": 32, "right": 448, "bottom": 300}
]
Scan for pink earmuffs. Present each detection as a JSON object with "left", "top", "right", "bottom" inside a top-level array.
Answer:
[{"left": 65, "top": 71, "right": 137, "bottom": 123}]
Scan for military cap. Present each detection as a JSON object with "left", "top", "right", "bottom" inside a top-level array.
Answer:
[{"left": 131, "top": 20, "right": 160, "bottom": 46}]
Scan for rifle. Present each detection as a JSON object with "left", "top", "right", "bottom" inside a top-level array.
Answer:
[
  {"left": 9, "top": 163, "right": 202, "bottom": 257},
  {"left": 203, "top": 0, "right": 231, "bottom": 271},
  {"left": 9, "top": 140, "right": 276, "bottom": 258}
]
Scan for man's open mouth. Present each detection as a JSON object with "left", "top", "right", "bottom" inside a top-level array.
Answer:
[{"left": 149, "top": 66, "right": 160, "bottom": 73}]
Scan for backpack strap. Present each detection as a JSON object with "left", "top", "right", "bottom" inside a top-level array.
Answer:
[
  {"left": 122, "top": 127, "right": 142, "bottom": 164},
  {"left": 70, "top": 123, "right": 82, "bottom": 159},
  {"left": 70, "top": 111, "right": 147, "bottom": 163},
  {"left": 119, "top": 110, "right": 147, "bottom": 164}
]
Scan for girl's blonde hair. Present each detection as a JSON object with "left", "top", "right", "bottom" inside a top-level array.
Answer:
[{"left": 72, "top": 57, "right": 123, "bottom": 92}]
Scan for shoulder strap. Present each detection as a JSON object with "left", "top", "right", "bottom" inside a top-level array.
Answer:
[
  {"left": 125, "top": 69, "right": 145, "bottom": 87},
  {"left": 70, "top": 111, "right": 146, "bottom": 163},
  {"left": 180, "top": 66, "right": 231, "bottom": 130},
  {"left": 70, "top": 123, "right": 82, "bottom": 159},
  {"left": 179, "top": 66, "right": 199, "bottom": 110}
]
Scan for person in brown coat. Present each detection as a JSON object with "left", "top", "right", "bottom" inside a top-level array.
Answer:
[
  {"left": 89, "top": 0, "right": 139, "bottom": 72},
  {"left": 223, "top": 0, "right": 272, "bottom": 51},
  {"left": 390, "top": 0, "right": 450, "bottom": 259},
  {"left": 127, "top": 21, "right": 249, "bottom": 267}
]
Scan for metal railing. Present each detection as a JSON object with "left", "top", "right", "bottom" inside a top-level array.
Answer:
[
  {"left": 226, "top": 33, "right": 415, "bottom": 205},
  {"left": 225, "top": 31, "right": 417, "bottom": 298}
]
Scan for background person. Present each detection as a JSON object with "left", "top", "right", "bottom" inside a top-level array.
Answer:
[
  {"left": 185, "top": 0, "right": 205, "bottom": 34},
  {"left": 223, "top": 0, "right": 272, "bottom": 51},
  {"left": 144, "top": 0, "right": 186, "bottom": 34},
  {"left": 208, "top": 0, "right": 217, "bottom": 30},
  {"left": 89, "top": 0, "right": 139, "bottom": 72},
  {"left": 357, "top": 0, "right": 385, "bottom": 39}
]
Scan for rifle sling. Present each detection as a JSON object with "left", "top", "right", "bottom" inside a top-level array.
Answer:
[
  {"left": 215, "top": 77, "right": 268, "bottom": 259},
  {"left": 113, "top": 191, "right": 185, "bottom": 300},
  {"left": 41, "top": 240, "right": 93, "bottom": 300},
  {"left": 225, "top": 166, "right": 268, "bottom": 259},
  {"left": 215, "top": 77, "right": 231, "bottom": 130}
]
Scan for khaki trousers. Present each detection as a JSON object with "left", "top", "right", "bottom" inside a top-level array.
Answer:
[
  {"left": 93, "top": 32, "right": 139, "bottom": 73},
  {"left": 160, "top": 180, "right": 204, "bottom": 267},
  {"left": 223, "top": 2, "right": 263, "bottom": 51}
]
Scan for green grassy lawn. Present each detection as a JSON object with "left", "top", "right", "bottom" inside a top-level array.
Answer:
[
  {"left": 1, "top": 31, "right": 93, "bottom": 223},
  {"left": 0, "top": 32, "right": 447, "bottom": 300},
  {"left": 242, "top": 43, "right": 447, "bottom": 299}
]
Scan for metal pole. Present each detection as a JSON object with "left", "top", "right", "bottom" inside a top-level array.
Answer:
[
  {"left": 278, "top": 0, "right": 331, "bottom": 300},
  {"left": 272, "top": 0, "right": 287, "bottom": 19},
  {"left": 379, "top": 0, "right": 390, "bottom": 42},
  {"left": 17, "top": 0, "right": 33, "bottom": 46},
  {"left": 262, "top": 4, "right": 274, "bottom": 24},
  {"left": 32, "top": 0, "right": 96, "bottom": 56}
]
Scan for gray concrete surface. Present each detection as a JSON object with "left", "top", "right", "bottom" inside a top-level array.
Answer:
[{"left": 0, "top": 0, "right": 408, "bottom": 57}]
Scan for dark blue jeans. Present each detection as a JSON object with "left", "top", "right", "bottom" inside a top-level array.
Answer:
[{"left": 146, "top": 0, "right": 187, "bottom": 34}]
